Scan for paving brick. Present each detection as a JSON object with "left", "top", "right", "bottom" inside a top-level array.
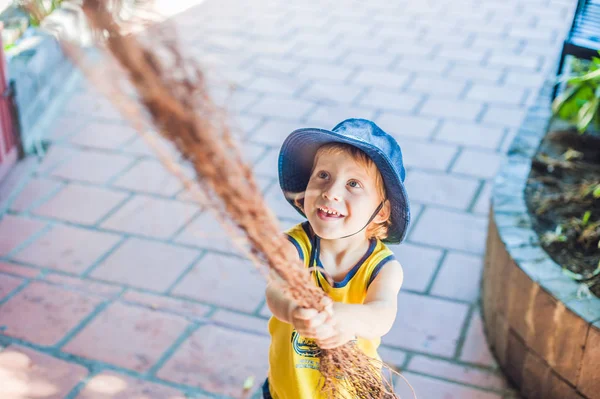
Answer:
[
  {"left": 452, "top": 149, "right": 503, "bottom": 179},
  {"left": 503, "top": 70, "right": 546, "bottom": 88},
  {"left": 394, "top": 371, "right": 503, "bottom": 399},
  {"left": 0, "top": 345, "right": 88, "bottom": 399},
  {"left": 247, "top": 96, "right": 314, "bottom": 121},
  {"left": 408, "top": 76, "right": 467, "bottom": 97},
  {"left": 386, "top": 242, "right": 443, "bottom": 292},
  {"left": 461, "top": 311, "right": 498, "bottom": 367},
  {"left": 508, "top": 27, "right": 557, "bottom": 42},
  {"left": 579, "top": 325, "right": 600, "bottom": 398},
  {"left": 43, "top": 274, "right": 122, "bottom": 298},
  {"left": 400, "top": 139, "right": 458, "bottom": 171},
  {"left": 435, "top": 121, "right": 505, "bottom": 150},
  {"left": 341, "top": 51, "right": 397, "bottom": 68},
  {"left": 210, "top": 88, "right": 262, "bottom": 114},
  {"left": 394, "top": 57, "right": 449, "bottom": 74},
  {"left": 50, "top": 150, "right": 134, "bottom": 185},
  {"left": 288, "top": 44, "right": 346, "bottom": 63},
  {"left": 77, "top": 371, "right": 189, "bottom": 399},
  {"left": 487, "top": 53, "right": 540, "bottom": 70},
  {"left": 351, "top": 70, "right": 411, "bottom": 90},
  {"left": 0, "top": 273, "right": 23, "bottom": 300},
  {"left": 296, "top": 63, "right": 355, "bottom": 82},
  {"left": 466, "top": 84, "right": 527, "bottom": 106},
  {"left": 410, "top": 208, "right": 487, "bottom": 254},
  {"left": 247, "top": 57, "right": 302, "bottom": 76},
  {"left": 68, "top": 121, "right": 138, "bottom": 150},
  {"left": 10, "top": 178, "right": 62, "bottom": 213},
  {"left": 12, "top": 224, "right": 121, "bottom": 274},
  {"left": 408, "top": 355, "right": 508, "bottom": 391},
  {"left": 470, "top": 36, "right": 521, "bottom": 54},
  {"left": 447, "top": 64, "right": 503, "bottom": 83},
  {"left": 120, "top": 133, "right": 180, "bottom": 158},
  {"left": 172, "top": 252, "right": 266, "bottom": 313},
  {"left": 37, "top": 146, "right": 80, "bottom": 175},
  {"left": 383, "top": 292, "right": 470, "bottom": 356},
  {"left": 252, "top": 148, "right": 279, "bottom": 179},
  {"left": 247, "top": 119, "right": 301, "bottom": 147},
  {"left": 91, "top": 238, "right": 199, "bottom": 292},
  {"left": 63, "top": 302, "right": 189, "bottom": 371},
  {"left": 0, "top": 214, "right": 47, "bottom": 256},
  {"left": 101, "top": 196, "right": 198, "bottom": 239},
  {"left": 46, "top": 114, "right": 88, "bottom": 140},
  {"left": 211, "top": 309, "right": 269, "bottom": 335},
  {"left": 173, "top": 211, "right": 246, "bottom": 255},
  {"left": 244, "top": 76, "right": 304, "bottom": 96},
  {"left": 375, "top": 113, "right": 438, "bottom": 139},
  {"left": 437, "top": 46, "right": 488, "bottom": 63},
  {"left": 405, "top": 170, "right": 480, "bottom": 210},
  {"left": 33, "top": 184, "right": 128, "bottom": 225},
  {"left": 482, "top": 105, "right": 526, "bottom": 128},
  {"left": 121, "top": 290, "right": 211, "bottom": 319},
  {"left": 419, "top": 98, "right": 483, "bottom": 121},
  {"left": 64, "top": 93, "right": 122, "bottom": 120},
  {"left": 0, "top": 281, "right": 102, "bottom": 345},
  {"left": 0, "top": 262, "right": 40, "bottom": 278},
  {"left": 157, "top": 324, "right": 270, "bottom": 397},
  {"left": 358, "top": 90, "right": 422, "bottom": 112},
  {"left": 378, "top": 346, "right": 408, "bottom": 368},
  {"left": 264, "top": 184, "right": 305, "bottom": 222},
  {"left": 473, "top": 182, "right": 492, "bottom": 215},
  {"left": 431, "top": 252, "right": 484, "bottom": 302},
  {"left": 298, "top": 82, "right": 364, "bottom": 105},
  {"left": 304, "top": 104, "right": 378, "bottom": 128},
  {"left": 111, "top": 159, "right": 184, "bottom": 196}
]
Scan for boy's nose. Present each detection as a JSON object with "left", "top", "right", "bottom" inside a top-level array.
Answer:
[{"left": 322, "top": 183, "right": 343, "bottom": 202}]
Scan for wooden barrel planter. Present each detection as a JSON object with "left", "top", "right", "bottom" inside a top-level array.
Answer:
[{"left": 482, "top": 78, "right": 600, "bottom": 399}]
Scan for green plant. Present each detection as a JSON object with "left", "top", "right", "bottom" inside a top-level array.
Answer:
[{"left": 552, "top": 51, "right": 600, "bottom": 133}]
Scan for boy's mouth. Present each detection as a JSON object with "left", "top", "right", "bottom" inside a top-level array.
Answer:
[{"left": 317, "top": 206, "right": 345, "bottom": 219}]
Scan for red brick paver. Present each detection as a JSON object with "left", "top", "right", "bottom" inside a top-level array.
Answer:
[
  {"left": 157, "top": 324, "right": 270, "bottom": 397},
  {"left": 63, "top": 302, "right": 189, "bottom": 372},
  {"left": 0, "top": 345, "right": 88, "bottom": 399},
  {"left": 0, "top": 282, "right": 102, "bottom": 346}
]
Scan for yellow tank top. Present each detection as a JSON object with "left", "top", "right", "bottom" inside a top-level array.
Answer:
[{"left": 266, "top": 222, "right": 396, "bottom": 399}]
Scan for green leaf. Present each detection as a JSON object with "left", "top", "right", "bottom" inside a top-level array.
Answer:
[
  {"left": 582, "top": 211, "right": 592, "bottom": 225},
  {"left": 593, "top": 185, "right": 600, "bottom": 198},
  {"left": 576, "top": 96, "right": 599, "bottom": 132}
]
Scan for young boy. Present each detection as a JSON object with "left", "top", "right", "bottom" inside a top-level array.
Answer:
[{"left": 263, "top": 118, "right": 411, "bottom": 399}]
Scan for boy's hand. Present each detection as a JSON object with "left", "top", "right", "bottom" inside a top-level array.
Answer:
[
  {"left": 315, "top": 303, "right": 356, "bottom": 349},
  {"left": 289, "top": 297, "right": 335, "bottom": 340}
]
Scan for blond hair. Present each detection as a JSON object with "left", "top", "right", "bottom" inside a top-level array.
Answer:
[{"left": 296, "top": 143, "right": 391, "bottom": 241}]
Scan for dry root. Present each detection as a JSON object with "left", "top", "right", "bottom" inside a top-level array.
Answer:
[{"left": 63, "top": 0, "right": 409, "bottom": 397}]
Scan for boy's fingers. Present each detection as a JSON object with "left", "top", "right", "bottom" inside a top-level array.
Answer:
[
  {"left": 320, "top": 296, "right": 333, "bottom": 309},
  {"left": 294, "top": 307, "right": 318, "bottom": 320}
]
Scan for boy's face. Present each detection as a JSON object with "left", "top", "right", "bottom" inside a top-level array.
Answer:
[{"left": 303, "top": 150, "right": 383, "bottom": 240}]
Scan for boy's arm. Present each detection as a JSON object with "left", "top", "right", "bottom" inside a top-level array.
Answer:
[
  {"left": 265, "top": 239, "right": 334, "bottom": 337},
  {"left": 315, "top": 260, "right": 403, "bottom": 348}
]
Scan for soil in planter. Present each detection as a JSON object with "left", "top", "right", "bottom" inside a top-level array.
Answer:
[{"left": 525, "top": 128, "right": 600, "bottom": 298}]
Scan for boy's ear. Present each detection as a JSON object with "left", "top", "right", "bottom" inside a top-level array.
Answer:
[{"left": 374, "top": 200, "right": 391, "bottom": 223}]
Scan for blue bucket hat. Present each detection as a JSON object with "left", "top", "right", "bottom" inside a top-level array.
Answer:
[{"left": 278, "top": 118, "right": 410, "bottom": 244}]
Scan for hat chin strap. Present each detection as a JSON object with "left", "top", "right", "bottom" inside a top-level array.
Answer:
[
  {"left": 308, "top": 200, "right": 386, "bottom": 285},
  {"left": 313, "top": 200, "right": 386, "bottom": 241}
]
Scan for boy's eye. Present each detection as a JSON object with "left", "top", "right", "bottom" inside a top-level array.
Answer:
[
  {"left": 347, "top": 180, "right": 362, "bottom": 188},
  {"left": 317, "top": 171, "right": 329, "bottom": 179}
]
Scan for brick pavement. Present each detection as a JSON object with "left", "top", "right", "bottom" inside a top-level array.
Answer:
[{"left": 0, "top": 0, "right": 577, "bottom": 397}]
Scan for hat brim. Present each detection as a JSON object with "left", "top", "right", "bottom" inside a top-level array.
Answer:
[{"left": 278, "top": 127, "right": 410, "bottom": 244}]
